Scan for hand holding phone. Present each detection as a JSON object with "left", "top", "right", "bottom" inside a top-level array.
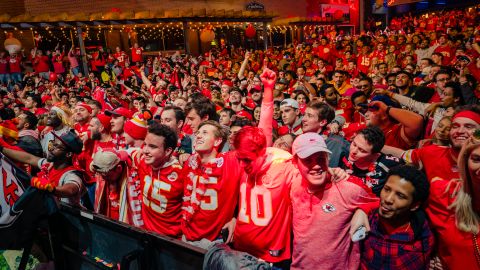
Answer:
[{"left": 352, "top": 225, "right": 367, "bottom": 242}]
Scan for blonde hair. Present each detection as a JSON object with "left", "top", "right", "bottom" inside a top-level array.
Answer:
[{"left": 449, "top": 136, "right": 480, "bottom": 233}]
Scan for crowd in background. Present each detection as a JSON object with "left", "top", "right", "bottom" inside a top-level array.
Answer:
[{"left": 0, "top": 4, "right": 480, "bottom": 270}]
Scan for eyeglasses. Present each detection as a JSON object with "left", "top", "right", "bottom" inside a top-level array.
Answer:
[
  {"left": 436, "top": 78, "right": 450, "bottom": 82},
  {"left": 357, "top": 84, "right": 369, "bottom": 88},
  {"left": 48, "top": 139, "right": 66, "bottom": 152}
]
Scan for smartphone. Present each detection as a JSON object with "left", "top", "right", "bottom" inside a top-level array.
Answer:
[
  {"left": 352, "top": 225, "right": 367, "bottom": 242},
  {"left": 221, "top": 228, "right": 229, "bottom": 243}
]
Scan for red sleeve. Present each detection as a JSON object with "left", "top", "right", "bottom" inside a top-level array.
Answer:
[{"left": 467, "top": 61, "right": 480, "bottom": 82}]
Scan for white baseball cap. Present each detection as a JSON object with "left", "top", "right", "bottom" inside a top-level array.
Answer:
[
  {"left": 280, "top": 98, "right": 299, "bottom": 109},
  {"left": 292, "top": 132, "right": 331, "bottom": 159}
]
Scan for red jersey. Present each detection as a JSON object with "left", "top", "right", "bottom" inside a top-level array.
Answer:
[
  {"left": 181, "top": 151, "right": 242, "bottom": 241},
  {"left": 234, "top": 148, "right": 300, "bottom": 263},
  {"left": 122, "top": 148, "right": 143, "bottom": 227},
  {"left": 370, "top": 50, "right": 386, "bottom": 63},
  {"left": 8, "top": 56, "right": 21, "bottom": 73},
  {"left": 383, "top": 124, "right": 415, "bottom": 150},
  {"left": 52, "top": 53, "right": 65, "bottom": 74},
  {"left": 131, "top": 47, "right": 143, "bottom": 63},
  {"left": 114, "top": 52, "right": 127, "bottom": 66},
  {"left": 33, "top": 55, "right": 50, "bottom": 73},
  {"left": 112, "top": 133, "right": 127, "bottom": 150},
  {"left": 342, "top": 122, "right": 367, "bottom": 141},
  {"left": 140, "top": 157, "right": 184, "bottom": 237},
  {"left": 403, "top": 144, "right": 459, "bottom": 181},
  {"left": 122, "top": 67, "right": 135, "bottom": 79},
  {"left": 426, "top": 179, "right": 480, "bottom": 270},
  {"left": 335, "top": 97, "right": 354, "bottom": 123},
  {"left": 315, "top": 45, "right": 333, "bottom": 63},
  {"left": 357, "top": 54, "right": 372, "bottom": 74},
  {"left": 434, "top": 45, "right": 454, "bottom": 66},
  {"left": 304, "top": 64, "right": 317, "bottom": 77}
]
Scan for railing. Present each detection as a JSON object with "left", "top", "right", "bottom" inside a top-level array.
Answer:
[{"left": 49, "top": 203, "right": 206, "bottom": 270}]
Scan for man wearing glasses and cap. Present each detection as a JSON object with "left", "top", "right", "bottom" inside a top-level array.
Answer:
[{"left": 0, "top": 130, "right": 87, "bottom": 207}]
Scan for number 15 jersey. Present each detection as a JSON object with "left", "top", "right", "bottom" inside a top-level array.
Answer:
[
  {"left": 181, "top": 151, "right": 242, "bottom": 241},
  {"left": 139, "top": 157, "right": 184, "bottom": 238}
]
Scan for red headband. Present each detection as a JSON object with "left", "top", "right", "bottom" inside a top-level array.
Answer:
[
  {"left": 453, "top": 111, "right": 480, "bottom": 124},
  {"left": 76, "top": 102, "right": 92, "bottom": 114}
]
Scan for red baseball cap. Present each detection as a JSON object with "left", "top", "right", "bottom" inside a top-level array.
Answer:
[
  {"left": 222, "top": 80, "right": 234, "bottom": 87},
  {"left": 105, "top": 107, "right": 133, "bottom": 119},
  {"left": 236, "top": 110, "right": 253, "bottom": 121}
]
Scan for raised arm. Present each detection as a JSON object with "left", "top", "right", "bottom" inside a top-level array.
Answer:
[
  {"left": 371, "top": 100, "right": 424, "bottom": 141},
  {"left": 0, "top": 144, "right": 42, "bottom": 168},
  {"left": 139, "top": 65, "right": 152, "bottom": 89},
  {"left": 258, "top": 63, "right": 276, "bottom": 147},
  {"left": 237, "top": 51, "right": 250, "bottom": 80}
]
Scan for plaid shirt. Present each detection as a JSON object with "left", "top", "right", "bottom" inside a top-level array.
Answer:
[{"left": 360, "top": 210, "right": 434, "bottom": 270}]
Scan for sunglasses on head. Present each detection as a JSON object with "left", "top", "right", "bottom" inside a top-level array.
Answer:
[{"left": 358, "top": 103, "right": 379, "bottom": 111}]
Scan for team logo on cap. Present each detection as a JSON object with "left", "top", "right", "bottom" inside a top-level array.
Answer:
[
  {"left": 322, "top": 203, "right": 336, "bottom": 213},
  {"left": 167, "top": 172, "right": 178, "bottom": 182}
]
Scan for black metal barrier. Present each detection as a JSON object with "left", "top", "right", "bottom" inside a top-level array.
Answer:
[{"left": 48, "top": 203, "right": 206, "bottom": 270}]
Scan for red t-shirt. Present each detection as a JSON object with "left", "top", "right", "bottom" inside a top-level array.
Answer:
[
  {"left": 34, "top": 55, "right": 50, "bottom": 73},
  {"left": 335, "top": 97, "right": 354, "bottom": 123},
  {"left": 404, "top": 144, "right": 459, "bottom": 181},
  {"left": 434, "top": 45, "right": 454, "bottom": 66},
  {"left": 8, "top": 56, "right": 22, "bottom": 73},
  {"left": 52, "top": 54, "right": 65, "bottom": 74},
  {"left": 426, "top": 179, "right": 480, "bottom": 270},
  {"left": 140, "top": 158, "right": 184, "bottom": 237},
  {"left": 342, "top": 122, "right": 367, "bottom": 141},
  {"left": 181, "top": 151, "right": 242, "bottom": 241},
  {"left": 383, "top": 124, "right": 415, "bottom": 150},
  {"left": 131, "top": 48, "right": 143, "bottom": 62},
  {"left": 108, "top": 189, "right": 120, "bottom": 220},
  {"left": 315, "top": 45, "right": 333, "bottom": 63},
  {"left": 122, "top": 67, "right": 135, "bottom": 79}
]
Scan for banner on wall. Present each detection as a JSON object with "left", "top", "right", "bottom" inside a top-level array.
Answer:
[{"left": 320, "top": 4, "right": 350, "bottom": 20}]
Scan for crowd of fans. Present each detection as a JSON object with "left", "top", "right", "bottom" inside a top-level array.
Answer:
[{"left": 0, "top": 4, "right": 480, "bottom": 270}]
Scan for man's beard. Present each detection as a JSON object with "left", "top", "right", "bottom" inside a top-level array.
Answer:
[{"left": 47, "top": 152, "right": 63, "bottom": 162}]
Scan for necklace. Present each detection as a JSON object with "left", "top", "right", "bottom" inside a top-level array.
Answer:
[{"left": 473, "top": 233, "right": 480, "bottom": 268}]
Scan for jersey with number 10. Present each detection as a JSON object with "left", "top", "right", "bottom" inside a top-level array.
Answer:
[
  {"left": 181, "top": 151, "right": 242, "bottom": 241},
  {"left": 233, "top": 148, "right": 301, "bottom": 263},
  {"left": 139, "top": 157, "right": 184, "bottom": 237}
]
